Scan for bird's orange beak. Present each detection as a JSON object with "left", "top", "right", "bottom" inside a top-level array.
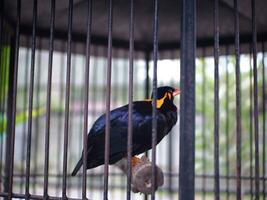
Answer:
[{"left": 172, "top": 88, "right": 181, "bottom": 96}]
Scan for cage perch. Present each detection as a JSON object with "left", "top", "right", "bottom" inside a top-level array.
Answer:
[{"left": 115, "top": 155, "right": 164, "bottom": 195}]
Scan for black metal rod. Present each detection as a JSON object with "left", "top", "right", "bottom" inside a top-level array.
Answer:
[
  {"left": 1, "top": 26, "right": 9, "bottom": 194},
  {"left": 151, "top": 0, "right": 159, "bottom": 198},
  {"left": 179, "top": 0, "right": 196, "bottom": 199},
  {"left": 103, "top": 0, "right": 113, "bottom": 199},
  {"left": 6, "top": 0, "right": 21, "bottom": 199},
  {"left": 167, "top": 52, "right": 174, "bottom": 199},
  {"left": 249, "top": 44, "right": 254, "bottom": 200},
  {"left": 33, "top": 38, "right": 42, "bottom": 194},
  {"left": 69, "top": 44, "right": 77, "bottom": 191},
  {"left": 43, "top": 0, "right": 55, "bottom": 198},
  {"left": 144, "top": 52, "right": 149, "bottom": 200},
  {"left": 89, "top": 46, "right": 98, "bottom": 195},
  {"left": 145, "top": 51, "right": 150, "bottom": 99},
  {"left": 4, "top": 18, "right": 13, "bottom": 200},
  {"left": 82, "top": 0, "right": 92, "bottom": 199},
  {"left": 56, "top": 42, "right": 66, "bottom": 195},
  {"left": 262, "top": 41, "right": 266, "bottom": 200},
  {"left": 25, "top": 1, "right": 37, "bottom": 198},
  {"left": 0, "top": 16, "right": 6, "bottom": 193},
  {"left": 62, "top": 0, "right": 73, "bottom": 198},
  {"left": 201, "top": 48, "right": 206, "bottom": 200},
  {"left": 213, "top": 0, "right": 220, "bottom": 198},
  {"left": 225, "top": 46, "right": 230, "bottom": 200},
  {"left": 234, "top": 0, "right": 242, "bottom": 199},
  {"left": 0, "top": 0, "right": 4, "bottom": 90},
  {"left": 20, "top": 38, "right": 30, "bottom": 193},
  {"left": 0, "top": 0, "right": 3, "bottom": 41},
  {"left": 251, "top": 0, "right": 260, "bottom": 199},
  {"left": 78, "top": 45, "right": 85, "bottom": 197},
  {"left": 127, "top": 0, "right": 134, "bottom": 199}
]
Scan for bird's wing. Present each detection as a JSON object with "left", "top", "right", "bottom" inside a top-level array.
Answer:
[
  {"left": 89, "top": 105, "right": 129, "bottom": 136},
  {"left": 86, "top": 102, "right": 152, "bottom": 163}
]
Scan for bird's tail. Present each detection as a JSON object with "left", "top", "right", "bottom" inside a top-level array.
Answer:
[
  {"left": 71, "top": 146, "right": 93, "bottom": 176},
  {"left": 71, "top": 157, "right": 83, "bottom": 176}
]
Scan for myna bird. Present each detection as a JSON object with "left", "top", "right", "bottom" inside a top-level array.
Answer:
[{"left": 71, "top": 86, "right": 180, "bottom": 176}]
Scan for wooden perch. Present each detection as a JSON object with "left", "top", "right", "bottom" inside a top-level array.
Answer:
[{"left": 115, "top": 155, "right": 164, "bottom": 195}]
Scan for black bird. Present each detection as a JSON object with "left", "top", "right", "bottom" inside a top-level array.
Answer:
[{"left": 71, "top": 86, "right": 180, "bottom": 176}]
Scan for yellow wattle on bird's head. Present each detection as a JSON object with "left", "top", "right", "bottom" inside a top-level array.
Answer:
[{"left": 145, "top": 86, "right": 181, "bottom": 109}]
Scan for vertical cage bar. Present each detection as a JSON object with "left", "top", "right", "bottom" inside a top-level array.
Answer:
[
  {"left": 43, "top": 0, "right": 55, "bottom": 198},
  {"left": 69, "top": 44, "right": 77, "bottom": 192},
  {"left": 89, "top": 46, "right": 98, "bottom": 195},
  {"left": 234, "top": 0, "right": 242, "bottom": 199},
  {"left": 56, "top": 42, "right": 65, "bottom": 196},
  {"left": 0, "top": 1, "right": 5, "bottom": 46},
  {"left": 77, "top": 46, "right": 85, "bottom": 198},
  {"left": 179, "top": 0, "right": 196, "bottom": 199},
  {"left": 201, "top": 48, "right": 206, "bottom": 200},
  {"left": 262, "top": 41, "right": 266, "bottom": 200},
  {"left": 145, "top": 51, "right": 150, "bottom": 99},
  {"left": 5, "top": 0, "right": 21, "bottom": 198},
  {"left": 213, "top": 0, "right": 220, "bottom": 198},
  {"left": 151, "top": 0, "right": 159, "bottom": 198},
  {"left": 126, "top": 0, "right": 134, "bottom": 199},
  {"left": 249, "top": 44, "right": 254, "bottom": 200},
  {"left": 25, "top": 1, "right": 37, "bottom": 197},
  {"left": 251, "top": 0, "right": 260, "bottom": 199},
  {"left": 5, "top": 35, "right": 15, "bottom": 200},
  {"left": 225, "top": 46, "right": 230, "bottom": 200},
  {"left": 62, "top": 0, "right": 73, "bottom": 198},
  {"left": 144, "top": 51, "right": 149, "bottom": 200},
  {"left": 0, "top": 6, "right": 5, "bottom": 191},
  {"left": 0, "top": 0, "right": 3, "bottom": 79},
  {"left": 0, "top": 19, "right": 8, "bottom": 194},
  {"left": 20, "top": 38, "right": 30, "bottom": 194},
  {"left": 103, "top": 0, "right": 113, "bottom": 199},
  {"left": 82, "top": 0, "right": 92, "bottom": 199},
  {"left": 33, "top": 39, "right": 42, "bottom": 194}
]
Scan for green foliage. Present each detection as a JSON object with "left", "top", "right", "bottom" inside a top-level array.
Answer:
[
  {"left": 0, "top": 107, "right": 46, "bottom": 135},
  {"left": 195, "top": 54, "right": 266, "bottom": 177},
  {"left": 0, "top": 45, "right": 10, "bottom": 104}
]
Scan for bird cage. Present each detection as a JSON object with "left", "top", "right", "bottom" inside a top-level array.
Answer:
[{"left": 0, "top": 0, "right": 266, "bottom": 199}]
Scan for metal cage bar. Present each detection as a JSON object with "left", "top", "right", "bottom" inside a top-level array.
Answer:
[
  {"left": 201, "top": 47, "right": 207, "bottom": 200},
  {"left": 62, "top": 0, "right": 73, "bottom": 198},
  {"left": 103, "top": 0, "right": 113, "bottom": 199},
  {"left": 249, "top": 43, "right": 254, "bottom": 200},
  {"left": 126, "top": 0, "right": 134, "bottom": 199},
  {"left": 5, "top": 0, "right": 21, "bottom": 199},
  {"left": 213, "top": 0, "right": 220, "bottom": 198},
  {"left": 261, "top": 41, "right": 266, "bottom": 200},
  {"left": 151, "top": 0, "right": 159, "bottom": 199},
  {"left": 82, "top": 0, "right": 92, "bottom": 199},
  {"left": 179, "top": 0, "right": 196, "bottom": 199},
  {"left": 225, "top": 45, "right": 230, "bottom": 200},
  {"left": 234, "top": 0, "right": 242, "bottom": 199},
  {"left": 43, "top": 0, "right": 55, "bottom": 198},
  {"left": 251, "top": 0, "right": 260, "bottom": 199}
]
